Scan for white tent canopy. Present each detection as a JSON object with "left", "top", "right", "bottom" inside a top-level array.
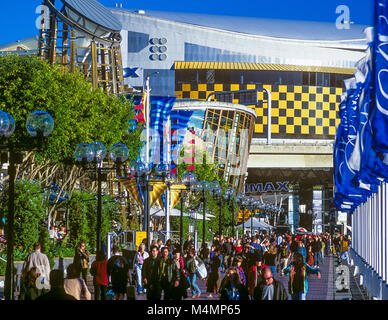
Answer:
[
  {"left": 150, "top": 207, "right": 215, "bottom": 221},
  {"left": 236, "top": 217, "right": 273, "bottom": 231}
]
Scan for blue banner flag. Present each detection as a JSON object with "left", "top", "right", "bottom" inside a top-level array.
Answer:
[{"left": 371, "top": 0, "right": 388, "bottom": 175}]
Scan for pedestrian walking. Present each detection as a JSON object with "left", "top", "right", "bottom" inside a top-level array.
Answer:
[
  {"left": 134, "top": 243, "right": 149, "bottom": 294},
  {"left": 73, "top": 241, "right": 90, "bottom": 284},
  {"left": 186, "top": 248, "right": 202, "bottom": 298},
  {"left": 142, "top": 245, "right": 160, "bottom": 300},
  {"left": 64, "top": 263, "right": 91, "bottom": 300},
  {"left": 219, "top": 267, "right": 249, "bottom": 300},
  {"left": 247, "top": 257, "right": 267, "bottom": 297},
  {"left": 35, "top": 270, "right": 77, "bottom": 301},
  {"left": 232, "top": 255, "right": 247, "bottom": 286},
  {"left": 253, "top": 267, "right": 288, "bottom": 300},
  {"left": 152, "top": 247, "right": 181, "bottom": 300},
  {"left": 171, "top": 248, "right": 188, "bottom": 300},
  {"left": 284, "top": 252, "right": 321, "bottom": 300},
  {"left": 278, "top": 240, "right": 291, "bottom": 276},
  {"left": 263, "top": 245, "right": 278, "bottom": 277},
  {"left": 107, "top": 246, "right": 130, "bottom": 300},
  {"left": 297, "top": 241, "right": 307, "bottom": 263},
  {"left": 207, "top": 247, "right": 221, "bottom": 298},
  {"left": 340, "top": 236, "right": 350, "bottom": 264},
  {"left": 18, "top": 267, "right": 48, "bottom": 300},
  {"left": 22, "top": 242, "right": 51, "bottom": 286},
  {"left": 90, "top": 250, "right": 108, "bottom": 300}
]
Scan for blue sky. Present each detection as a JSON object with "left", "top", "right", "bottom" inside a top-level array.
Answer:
[{"left": 0, "top": 0, "right": 373, "bottom": 45}]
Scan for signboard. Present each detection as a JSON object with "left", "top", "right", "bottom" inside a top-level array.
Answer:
[
  {"left": 245, "top": 182, "right": 289, "bottom": 193},
  {"left": 337, "top": 211, "right": 347, "bottom": 223},
  {"left": 135, "top": 231, "right": 147, "bottom": 249}
]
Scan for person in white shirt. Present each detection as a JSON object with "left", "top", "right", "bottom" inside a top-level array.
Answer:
[
  {"left": 134, "top": 243, "right": 149, "bottom": 294},
  {"left": 22, "top": 242, "right": 51, "bottom": 286}
]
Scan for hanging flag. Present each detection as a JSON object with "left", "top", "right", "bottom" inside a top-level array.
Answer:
[
  {"left": 149, "top": 96, "right": 176, "bottom": 164},
  {"left": 371, "top": 0, "right": 388, "bottom": 177}
]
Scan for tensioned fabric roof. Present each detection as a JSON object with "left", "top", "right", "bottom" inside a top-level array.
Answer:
[
  {"left": 63, "top": 0, "right": 122, "bottom": 31},
  {"left": 175, "top": 61, "right": 355, "bottom": 75},
  {"left": 113, "top": 8, "right": 368, "bottom": 43}
]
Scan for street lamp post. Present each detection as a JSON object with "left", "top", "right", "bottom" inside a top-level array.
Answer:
[
  {"left": 223, "top": 187, "right": 236, "bottom": 238},
  {"left": 235, "top": 192, "right": 245, "bottom": 239},
  {"left": 208, "top": 181, "right": 222, "bottom": 239},
  {"left": 0, "top": 110, "right": 54, "bottom": 300},
  {"left": 75, "top": 142, "right": 129, "bottom": 252},
  {"left": 196, "top": 181, "right": 210, "bottom": 246},
  {"left": 181, "top": 172, "right": 198, "bottom": 252}
]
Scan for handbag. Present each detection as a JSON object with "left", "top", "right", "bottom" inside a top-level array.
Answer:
[{"left": 196, "top": 262, "right": 208, "bottom": 280}]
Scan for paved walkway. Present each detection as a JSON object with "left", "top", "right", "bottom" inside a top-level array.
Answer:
[{"left": 84, "top": 254, "right": 335, "bottom": 300}]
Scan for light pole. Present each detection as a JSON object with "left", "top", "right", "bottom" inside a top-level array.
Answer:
[
  {"left": 181, "top": 172, "right": 198, "bottom": 252},
  {"left": 0, "top": 110, "right": 54, "bottom": 300},
  {"left": 194, "top": 181, "right": 210, "bottom": 246},
  {"left": 75, "top": 142, "right": 129, "bottom": 252},
  {"left": 208, "top": 181, "right": 222, "bottom": 239},
  {"left": 235, "top": 192, "right": 245, "bottom": 239},
  {"left": 224, "top": 186, "right": 236, "bottom": 238}
]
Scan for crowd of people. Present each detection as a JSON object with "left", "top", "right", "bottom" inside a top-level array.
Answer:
[{"left": 15, "top": 230, "right": 351, "bottom": 301}]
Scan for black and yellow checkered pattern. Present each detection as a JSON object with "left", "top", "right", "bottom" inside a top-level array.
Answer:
[{"left": 175, "top": 83, "right": 342, "bottom": 138}]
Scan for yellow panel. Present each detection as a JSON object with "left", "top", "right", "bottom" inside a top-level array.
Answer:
[
  {"left": 206, "top": 91, "right": 214, "bottom": 99},
  {"left": 279, "top": 117, "right": 287, "bottom": 125},
  {"left": 262, "top": 116, "right": 267, "bottom": 125},
  {"left": 336, "top": 119, "right": 341, "bottom": 126},
  {"left": 336, "top": 88, "right": 343, "bottom": 95},
  {"left": 323, "top": 87, "right": 331, "bottom": 95},
  {"left": 182, "top": 84, "right": 191, "bottom": 91},
  {"left": 231, "top": 84, "right": 240, "bottom": 91},
  {"left": 286, "top": 125, "right": 295, "bottom": 134},
  {"left": 329, "top": 95, "right": 337, "bottom": 103},
  {"left": 263, "top": 84, "right": 272, "bottom": 91},
  {"left": 175, "top": 91, "right": 183, "bottom": 99},
  {"left": 301, "top": 93, "right": 310, "bottom": 101},
  {"left": 301, "top": 125, "right": 309, "bottom": 134},
  {"left": 256, "top": 108, "right": 264, "bottom": 116},
  {"left": 329, "top": 127, "right": 337, "bottom": 135},
  {"left": 258, "top": 92, "right": 264, "bottom": 100},
  {"left": 233, "top": 99, "right": 239, "bottom": 104},
  {"left": 294, "top": 101, "right": 302, "bottom": 109},
  {"left": 309, "top": 87, "right": 317, "bottom": 94},
  {"left": 301, "top": 109, "right": 309, "bottom": 117},
  {"left": 316, "top": 110, "right": 323, "bottom": 118},
  {"left": 323, "top": 118, "right": 330, "bottom": 126},
  {"left": 279, "top": 100, "right": 287, "bottom": 108},
  {"left": 271, "top": 124, "right": 279, "bottom": 133},
  {"left": 175, "top": 61, "right": 355, "bottom": 74},
  {"left": 271, "top": 109, "right": 279, "bottom": 117},
  {"left": 294, "top": 86, "right": 302, "bottom": 93},
  {"left": 309, "top": 118, "right": 316, "bottom": 126},
  {"left": 198, "top": 84, "right": 207, "bottom": 91},
  {"left": 190, "top": 91, "right": 199, "bottom": 99},
  {"left": 279, "top": 85, "right": 288, "bottom": 93},
  {"left": 214, "top": 84, "right": 223, "bottom": 91},
  {"left": 271, "top": 92, "right": 279, "bottom": 100},
  {"left": 247, "top": 84, "right": 256, "bottom": 90},
  {"left": 316, "top": 126, "right": 323, "bottom": 135},
  {"left": 309, "top": 102, "right": 317, "bottom": 110},
  {"left": 294, "top": 117, "right": 302, "bottom": 125},
  {"left": 255, "top": 124, "right": 264, "bottom": 133},
  {"left": 287, "top": 92, "right": 295, "bottom": 100},
  {"left": 286, "top": 109, "right": 294, "bottom": 117},
  {"left": 323, "top": 102, "right": 330, "bottom": 111},
  {"left": 329, "top": 110, "right": 337, "bottom": 118},
  {"left": 316, "top": 94, "right": 324, "bottom": 102}
]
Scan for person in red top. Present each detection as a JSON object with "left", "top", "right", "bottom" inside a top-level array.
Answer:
[
  {"left": 247, "top": 256, "right": 268, "bottom": 297},
  {"left": 234, "top": 239, "right": 243, "bottom": 254},
  {"left": 306, "top": 246, "right": 314, "bottom": 267},
  {"left": 90, "top": 250, "right": 108, "bottom": 300}
]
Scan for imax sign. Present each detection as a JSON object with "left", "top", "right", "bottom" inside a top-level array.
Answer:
[{"left": 245, "top": 182, "right": 289, "bottom": 193}]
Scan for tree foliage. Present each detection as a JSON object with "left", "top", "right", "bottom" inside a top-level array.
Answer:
[{"left": 0, "top": 55, "right": 141, "bottom": 164}]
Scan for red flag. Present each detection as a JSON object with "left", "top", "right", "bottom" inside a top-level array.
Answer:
[
  {"left": 187, "top": 165, "right": 196, "bottom": 171},
  {"left": 171, "top": 168, "right": 177, "bottom": 175},
  {"left": 134, "top": 112, "right": 146, "bottom": 123},
  {"left": 134, "top": 104, "right": 144, "bottom": 110}
]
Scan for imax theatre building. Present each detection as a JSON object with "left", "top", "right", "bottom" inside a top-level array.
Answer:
[{"left": 111, "top": 7, "right": 367, "bottom": 232}]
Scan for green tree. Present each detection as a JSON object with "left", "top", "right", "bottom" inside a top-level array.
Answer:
[
  {"left": 0, "top": 55, "right": 142, "bottom": 217},
  {"left": 0, "top": 180, "right": 47, "bottom": 252}
]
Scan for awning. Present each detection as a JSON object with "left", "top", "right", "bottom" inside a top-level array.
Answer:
[
  {"left": 150, "top": 207, "right": 215, "bottom": 221},
  {"left": 175, "top": 61, "right": 355, "bottom": 75}
]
